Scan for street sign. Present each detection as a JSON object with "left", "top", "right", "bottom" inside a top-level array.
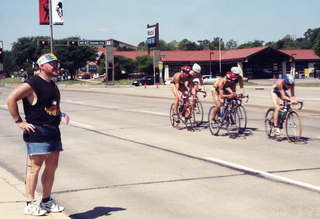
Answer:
[
  {"left": 147, "top": 23, "right": 159, "bottom": 48},
  {"left": 88, "top": 40, "right": 106, "bottom": 46},
  {"left": 78, "top": 40, "right": 106, "bottom": 47},
  {"left": 78, "top": 40, "right": 88, "bottom": 46}
]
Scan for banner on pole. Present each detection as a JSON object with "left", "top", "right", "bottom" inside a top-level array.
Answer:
[
  {"left": 39, "top": 0, "right": 49, "bottom": 25},
  {"left": 51, "top": 0, "right": 64, "bottom": 25}
]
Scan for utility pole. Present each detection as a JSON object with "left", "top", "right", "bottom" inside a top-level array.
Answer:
[
  {"left": 48, "top": 0, "right": 54, "bottom": 53},
  {"left": 219, "top": 37, "right": 222, "bottom": 75},
  {"left": 0, "top": 40, "right": 3, "bottom": 72}
]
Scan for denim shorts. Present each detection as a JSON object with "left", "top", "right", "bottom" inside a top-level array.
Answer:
[{"left": 25, "top": 141, "right": 63, "bottom": 155}]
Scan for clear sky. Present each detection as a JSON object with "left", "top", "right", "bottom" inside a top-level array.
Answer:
[{"left": 1, "top": 0, "right": 320, "bottom": 50}]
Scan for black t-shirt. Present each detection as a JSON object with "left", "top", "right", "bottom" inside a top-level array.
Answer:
[{"left": 22, "top": 75, "right": 61, "bottom": 142}]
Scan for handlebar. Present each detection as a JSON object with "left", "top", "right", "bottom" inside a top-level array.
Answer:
[
  {"left": 196, "top": 89, "right": 207, "bottom": 98},
  {"left": 282, "top": 100, "right": 303, "bottom": 110}
]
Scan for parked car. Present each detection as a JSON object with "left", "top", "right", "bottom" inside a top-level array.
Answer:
[
  {"left": 132, "top": 76, "right": 154, "bottom": 86},
  {"left": 164, "top": 79, "right": 172, "bottom": 85},
  {"left": 202, "top": 75, "right": 220, "bottom": 85}
]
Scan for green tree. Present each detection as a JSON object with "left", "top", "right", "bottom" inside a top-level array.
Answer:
[
  {"left": 197, "top": 39, "right": 211, "bottom": 50},
  {"left": 135, "top": 55, "right": 153, "bottom": 75},
  {"left": 178, "top": 39, "right": 198, "bottom": 50},
  {"left": 225, "top": 39, "right": 238, "bottom": 49},
  {"left": 159, "top": 39, "right": 170, "bottom": 50},
  {"left": 313, "top": 32, "right": 320, "bottom": 57},
  {"left": 238, "top": 40, "right": 264, "bottom": 49},
  {"left": 11, "top": 37, "right": 47, "bottom": 74},
  {"left": 272, "top": 35, "right": 298, "bottom": 49},
  {"left": 53, "top": 37, "right": 97, "bottom": 79},
  {"left": 10, "top": 36, "right": 97, "bottom": 79},
  {"left": 167, "top": 40, "right": 179, "bottom": 50},
  {"left": 3, "top": 50, "right": 16, "bottom": 76},
  {"left": 114, "top": 55, "right": 135, "bottom": 79},
  {"left": 211, "top": 37, "right": 225, "bottom": 50},
  {"left": 137, "top": 41, "right": 148, "bottom": 51}
]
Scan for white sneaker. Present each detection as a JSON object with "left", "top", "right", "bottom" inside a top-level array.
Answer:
[
  {"left": 24, "top": 200, "right": 47, "bottom": 216},
  {"left": 40, "top": 198, "right": 64, "bottom": 213},
  {"left": 274, "top": 128, "right": 281, "bottom": 136}
]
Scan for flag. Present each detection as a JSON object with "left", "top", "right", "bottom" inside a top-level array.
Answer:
[
  {"left": 39, "top": 0, "right": 49, "bottom": 25},
  {"left": 51, "top": 0, "right": 64, "bottom": 25}
]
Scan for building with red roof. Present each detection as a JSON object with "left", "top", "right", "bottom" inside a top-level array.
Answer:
[{"left": 97, "top": 46, "right": 320, "bottom": 80}]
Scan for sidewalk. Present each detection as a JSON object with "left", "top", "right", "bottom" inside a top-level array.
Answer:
[{"left": 0, "top": 166, "right": 69, "bottom": 219}]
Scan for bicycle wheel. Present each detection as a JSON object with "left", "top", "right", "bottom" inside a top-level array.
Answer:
[
  {"left": 193, "top": 100, "right": 204, "bottom": 126},
  {"left": 264, "top": 108, "right": 275, "bottom": 138},
  {"left": 208, "top": 106, "right": 219, "bottom": 135},
  {"left": 227, "top": 110, "right": 241, "bottom": 136},
  {"left": 185, "top": 108, "right": 196, "bottom": 130},
  {"left": 285, "top": 111, "right": 302, "bottom": 142},
  {"left": 169, "top": 103, "right": 180, "bottom": 128},
  {"left": 236, "top": 105, "right": 247, "bottom": 133}
]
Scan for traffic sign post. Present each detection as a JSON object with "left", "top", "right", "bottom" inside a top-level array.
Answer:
[{"left": 147, "top": 23, "right": 161, "bottom": 84}]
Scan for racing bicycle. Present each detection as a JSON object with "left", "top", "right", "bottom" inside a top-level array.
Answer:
[
  {"left": 170, "top": 91, "right": 195, "bottom": 130},
  {"left": 192, "top": 89, "right": 207, "bottom": 126},
  {"left": 208, "top": 97, "right": 241, "bottom": 136},
  {"left": 264, "top": 100, "right": 303, "bottom": 142},
  {"left": 234, "top": 95, "right": 249, "bottom": 133}
]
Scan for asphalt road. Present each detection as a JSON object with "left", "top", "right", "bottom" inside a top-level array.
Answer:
[{"left": 1, "top": 87, "right": 320, "bottom": 219}]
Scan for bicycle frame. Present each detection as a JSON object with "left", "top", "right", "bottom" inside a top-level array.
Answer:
[
  {"left": 278, "top": 101, "right": 303, "bottom": 127},
  {"left": 170, "top": 91, "right": 195, "bottom": 130},
  {"left": 264, "top": 100, "right": 303, "bottom": 142}
]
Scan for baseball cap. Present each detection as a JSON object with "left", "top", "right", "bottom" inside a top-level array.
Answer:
[{"left": 37, "top": 53, "right": 58, "bottom": 66}]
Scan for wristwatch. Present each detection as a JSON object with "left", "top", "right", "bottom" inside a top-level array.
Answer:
[{"left": 15, "top": 118, "right": 23, "bottom": 123}]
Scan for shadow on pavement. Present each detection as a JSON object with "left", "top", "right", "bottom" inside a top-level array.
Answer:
[{"left": 69, "top": 206, "right": 126, "bottom": 219}]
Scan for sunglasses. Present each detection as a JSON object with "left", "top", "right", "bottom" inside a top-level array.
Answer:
[{"left": 48, "top": 61, "right": 61, "bottom": 68}]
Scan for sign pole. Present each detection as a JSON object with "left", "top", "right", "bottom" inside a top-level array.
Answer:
[{"left": 48, "top": 0, "right": 54, "bottom": 53}]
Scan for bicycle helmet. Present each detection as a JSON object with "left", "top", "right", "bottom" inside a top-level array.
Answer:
[
  {"left": 226, "top": 71, "right": 238, "bottom": 81},
  {"left": 181, "top": 65, "right": 191, "bottom": 73},
  {"left": 192, "top": 63, "right": 201, "bottom": 73},
  {"left": 231, "top": 66, "right": 241, "bottom": 75},
  {"left": 283, "top": 74, "right": 294, "bottom": 85}
]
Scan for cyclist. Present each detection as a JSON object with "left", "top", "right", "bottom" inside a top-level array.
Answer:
[
  {"left": 190, "top": 63, "right": 204, "bottom": 92},
  {"left": 271, "top": 74, "right": 297, "bottom": 135},
  {"left": 210, "top": 67, "right": 244, "bottom": 125},
  {"left": 171, "top": 65, "right": 193, "bottom": 121},
  {"left": 190, "top": 63, "right": 206, "bottom": 103}
]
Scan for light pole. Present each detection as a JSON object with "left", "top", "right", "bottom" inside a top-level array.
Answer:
[
  {"left": 48, "top": 0, "right": 54, "bottom": 53},
  {"left": 209, "top": 51, "right": 214, "bottom": 77},
  {"left": 219, "top": 37, "right": 221, "bottom": 75}
]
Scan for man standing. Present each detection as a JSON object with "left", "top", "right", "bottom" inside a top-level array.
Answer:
[{"left": 6, "top": 53, "right": 65, "bottom": 216}]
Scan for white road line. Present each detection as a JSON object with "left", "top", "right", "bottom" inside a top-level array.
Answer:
[
  {"left": 127, "top": 109, "right": 168, "bottom": 116},
  {"left": 63, "top": 100, "right": 85, "bottom": 105},
  {"left": 62, "top": 100, "right": 167, "bottom": 116},
  {"left": 69, "top": 121, "right": 95, "bottom": 129},
  {"left": 204, "top": 157, "right": 320, "bottom": 193}
]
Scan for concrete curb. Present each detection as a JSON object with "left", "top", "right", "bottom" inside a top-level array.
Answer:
[{"left": 0, "top": 166, "right": 70, "bottom": 219}]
